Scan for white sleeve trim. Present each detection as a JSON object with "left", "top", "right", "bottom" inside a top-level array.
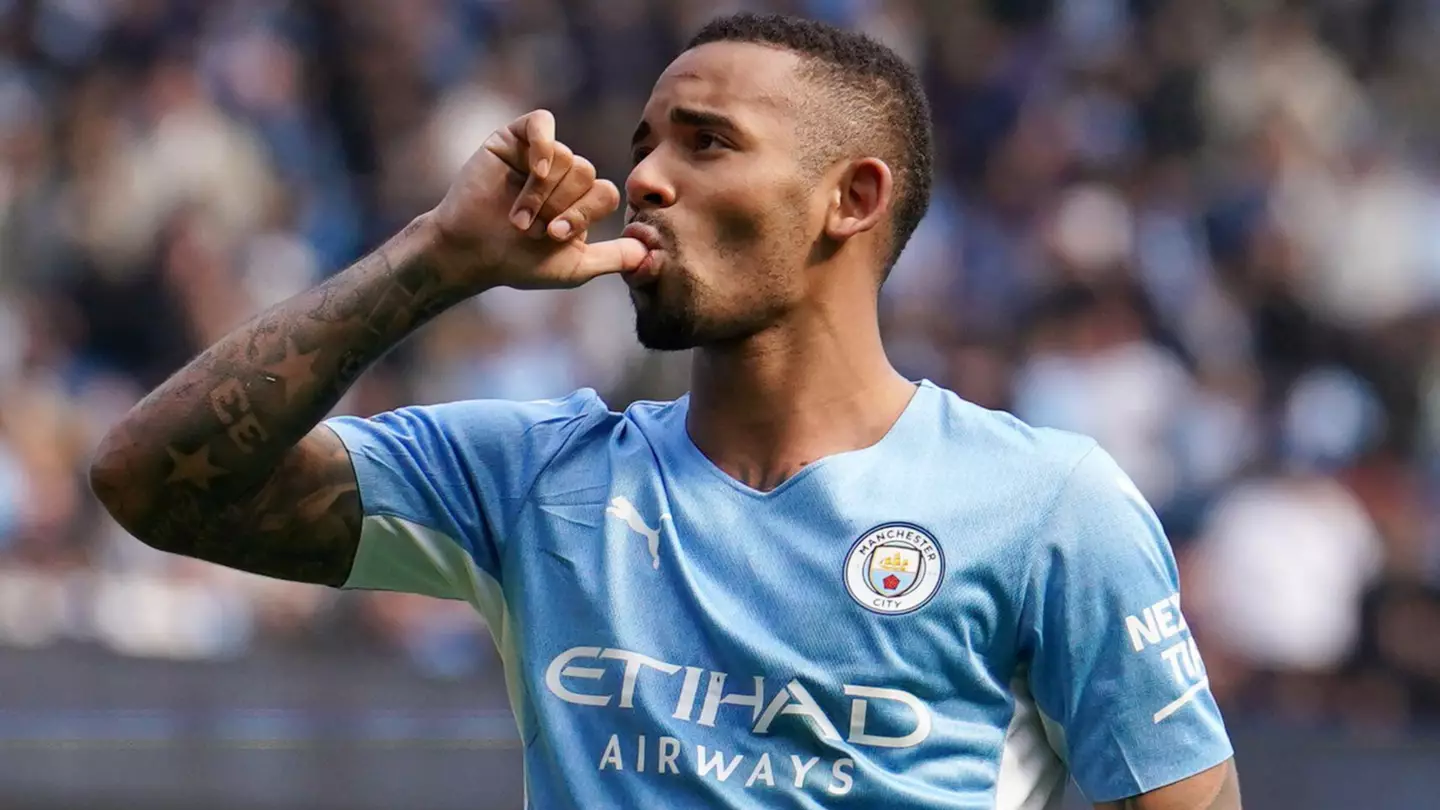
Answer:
[
  {"left": 993, "top": 673, "right": 1070, "bottom": 810},
  {"left": 342, "top": 515, "right": 533, "bottom": 742},
  {"left": 343, "top": 514, "right": 477, "bottom": 601}
]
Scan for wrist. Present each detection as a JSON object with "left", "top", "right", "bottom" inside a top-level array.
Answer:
[{"left": 409, "top": 210, "right": 500, "bottom": 296}]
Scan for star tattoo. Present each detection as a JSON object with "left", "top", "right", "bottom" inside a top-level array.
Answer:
[
  {"left": 165, "top": 444, "right": 228, "bottom": 490},
  {"left": 263, "top": 338, "right": 320, "bottom": 403}
]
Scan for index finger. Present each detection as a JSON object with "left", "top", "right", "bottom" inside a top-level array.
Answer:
[{"left": 508, "top": 110, "right": 556, "bottom": 180}]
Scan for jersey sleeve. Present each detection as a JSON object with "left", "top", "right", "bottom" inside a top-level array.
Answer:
[
  {"left": 322, "top": 390, "right": 605, "bottom": 600},
  {"left": 1024, "top": 443, "right": 1233, "bottom": 803}
]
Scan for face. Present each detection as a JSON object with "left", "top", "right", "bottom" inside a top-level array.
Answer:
[{"left": 624, "top": 42, "right": 823, "bottom": 351}]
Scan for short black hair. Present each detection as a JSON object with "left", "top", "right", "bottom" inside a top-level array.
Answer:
[{"left": 687, "top": 12, "right": 934, "bottom": 278}]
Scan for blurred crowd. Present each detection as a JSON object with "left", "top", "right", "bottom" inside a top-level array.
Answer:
[{"left": 0, "top": 0, "right": 1439, "bottom": 732}]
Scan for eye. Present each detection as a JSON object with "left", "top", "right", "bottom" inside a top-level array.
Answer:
[
  {"left": 694, "top": 131, "right": 723, "bottom": 152},
  {"left": 631, "top": 147, "right": 652, "bottom": 166}
]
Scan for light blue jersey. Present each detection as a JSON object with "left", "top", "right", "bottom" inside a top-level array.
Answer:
[{"left": 324, "top": 381, "right": 1231, "bottom": 809}]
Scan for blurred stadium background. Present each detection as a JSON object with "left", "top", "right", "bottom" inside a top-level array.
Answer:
[{"left": 1, "top": 0, "right": 1439, "bottom": 807}]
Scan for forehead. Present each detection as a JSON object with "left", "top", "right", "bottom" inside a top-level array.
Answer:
[{"left": 641, "top": 41, "right": 801, "bottom": 124}]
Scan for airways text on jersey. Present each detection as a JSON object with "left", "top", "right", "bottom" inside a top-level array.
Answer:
[{"left": 544, "top": 645, "right": 933, "bottom": 796}]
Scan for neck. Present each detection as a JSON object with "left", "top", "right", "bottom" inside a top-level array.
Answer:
[{"left": 686, "top": 302, "right": 915, "bottom": 492}]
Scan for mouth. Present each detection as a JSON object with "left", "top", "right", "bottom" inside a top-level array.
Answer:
[
  {"left": 621, "top": 221, "right": 667, "bottom": 289},
  {"left": 621, "top": 221, "right": 665, "bottom": 253}
]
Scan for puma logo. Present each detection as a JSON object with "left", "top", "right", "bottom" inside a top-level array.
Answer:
[{"left": 605, "top": 496, "right": 670, "bottom": 570}]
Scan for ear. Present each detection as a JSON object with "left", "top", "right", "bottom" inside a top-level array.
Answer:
[{"left": 824, "top": 157, "right": 893, "bottom": 243}]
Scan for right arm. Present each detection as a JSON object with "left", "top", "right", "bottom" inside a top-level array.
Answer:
[
  {"left": 89, "top": 216, "right": 475, "bottom": 585},
  {"left": 88, "top": 110, "right": 646, "bottom": 586}
]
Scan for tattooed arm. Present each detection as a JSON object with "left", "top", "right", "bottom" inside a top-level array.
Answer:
[
  {"left": 1094, "top": 759, "right": 1241, "bottom": 810},
  {"left": 88, "top": 217, "right": 474, "bottom": 584},
  {"left": 89, "top": 109, "right": 645, "bottom": 586}
]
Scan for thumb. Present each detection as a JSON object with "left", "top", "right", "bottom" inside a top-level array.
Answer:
[{"left": 575, "top": 237, "right": 648, "bottom": 279}]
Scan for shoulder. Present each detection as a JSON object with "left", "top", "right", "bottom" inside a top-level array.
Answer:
[
  {"left": 434, "top": 388, "right": 615, "bottom": 434},
  {"left": 324, "top": 389, "right": 623, "bottom": 472},
  {"left": 918, "top": 382, "right": 1100, "bottom": 492},
  {"left": 337, "top": 388, "right": 611, "bottom": 437},
  {"left": 912, "top": 382, "right": 1155, "bottom": 564},
  {"left": 616, "top": 395, "right": 686, "bottom": 424}
]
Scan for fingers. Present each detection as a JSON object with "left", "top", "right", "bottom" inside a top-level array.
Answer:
[
  {"left": 574, "top": 237, "right": 648, "bottom": 280},
  {"left": 483, "top": 109, "right": 553, "bottom": 175},
  {"left": 512, "top": 109, "right": 556, "bottom": 179},
  {"left": 546, "top": 179, "right": 621, "bottom": 241},
  {"left": 541, "top": 169, "right": 615, "bottom": 241},
  {"left": 510, "top": 141, "right": 574, "bottom": 231},
  {"left": 487, "top": 110, "right": 619, "bottom": 240}
]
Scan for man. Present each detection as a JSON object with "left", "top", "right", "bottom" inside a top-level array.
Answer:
[{"left": 90, "top": 13, "right": 1239, "bottom": 810}]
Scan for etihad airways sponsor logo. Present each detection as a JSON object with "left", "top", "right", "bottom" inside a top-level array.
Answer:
[
  {"left": 543, "top": 646, "right": 932, "bottom": 750},
  {"left": 594, "top": 733, "right": 857, "bottom": 795}
]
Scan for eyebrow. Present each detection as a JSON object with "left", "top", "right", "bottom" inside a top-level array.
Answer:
[
  {"left": 671, "top": 107, "right": 738, "bottom": 132},
  {"left": 630, "top": 106, "right": 741, "bottom": 147}
]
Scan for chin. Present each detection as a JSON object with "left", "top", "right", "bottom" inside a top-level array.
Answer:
[
  {"left": 634, "top": 303, "right": 774, "bottom": 351},
  {"left": 630, "top": 278, "right": 705, "bottom": 351},
  {"left": 634, "top": 311, "right": 703, "bottom": 351},
  {"left": 629, "top": 273, "right": 773, "bottom": 351}
]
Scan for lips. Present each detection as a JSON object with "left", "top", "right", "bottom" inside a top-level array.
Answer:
[
  {"left": 621, "top": 221, "right": 666, "bottom": 285},
  {"left": 621, "top": 221, "right": 665, "bottom": 253}
]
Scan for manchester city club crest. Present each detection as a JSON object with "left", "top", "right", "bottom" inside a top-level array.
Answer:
[{"left": 843, "top": 523, "right": 944, "bottom": 615}]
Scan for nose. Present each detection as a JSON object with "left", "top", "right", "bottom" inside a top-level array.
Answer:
[{"left": 625, "top": 153, "right": 675, "bottom": 212}]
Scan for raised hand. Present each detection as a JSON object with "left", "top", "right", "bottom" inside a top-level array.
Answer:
[{"left": 431, "top": 109, "right": 647, "bottom": 290}]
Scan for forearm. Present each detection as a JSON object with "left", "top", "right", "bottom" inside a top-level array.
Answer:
[
  {"left": 89, "top": 213, "right": 481, "bottom": 579},
  {"left": 90, "top": 105, "right": 637, "bottom": 584}
]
